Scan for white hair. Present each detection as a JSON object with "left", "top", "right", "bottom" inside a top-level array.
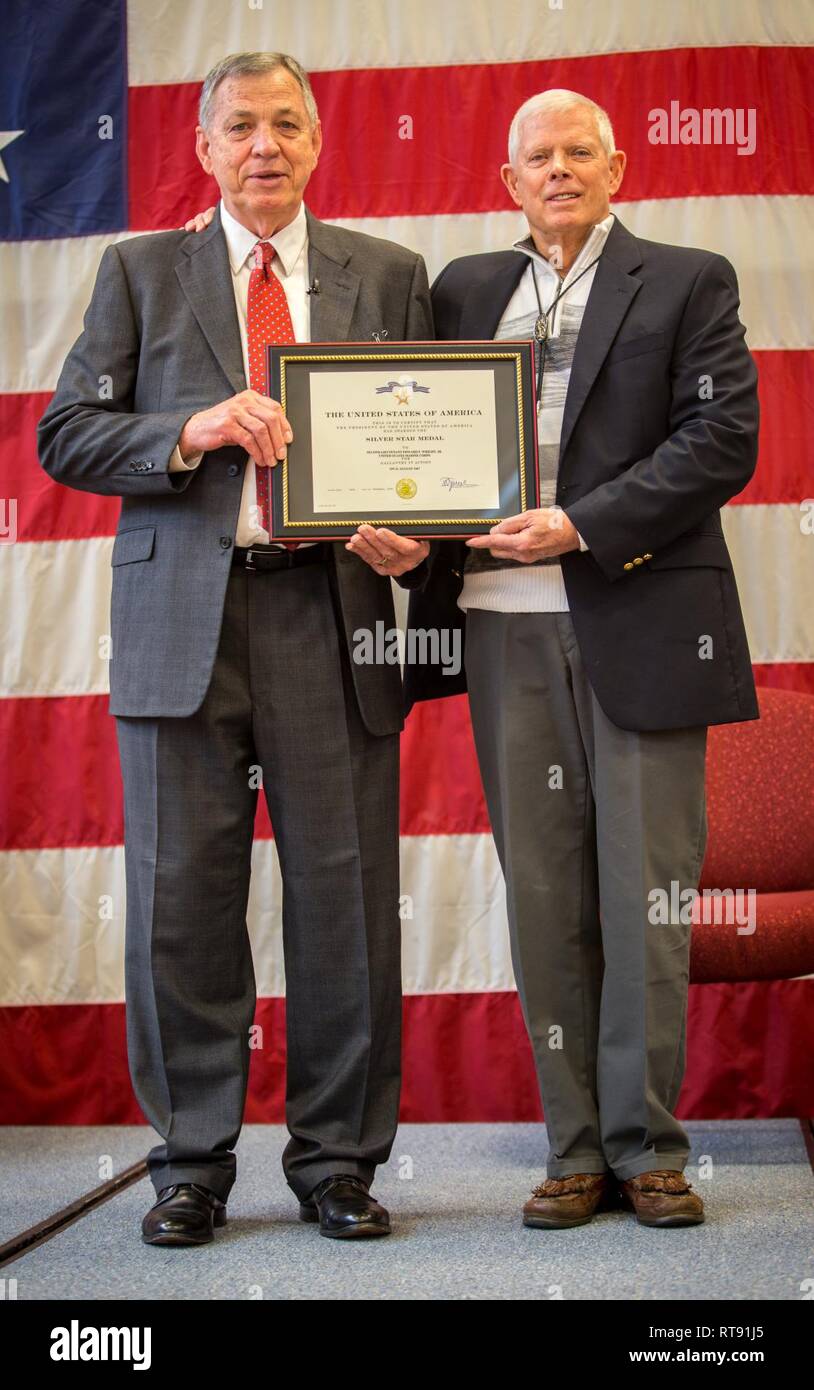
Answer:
[
  {"left": 199, "top": 51, "right": 319, "bottom": 131},
  {"left": 507, "top": 89, "right": 616, "bottom": 166}
]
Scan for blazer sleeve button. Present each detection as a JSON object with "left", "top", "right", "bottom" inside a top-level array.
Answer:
[
  {"left": 623, "top": 561, "right": 634, "bottom": 571},
  {"left": 643, "top": 552, "right": 653, "bottom": 560},
  {"left": 633, "top": 556, "right": 644, "bottom": 565}
]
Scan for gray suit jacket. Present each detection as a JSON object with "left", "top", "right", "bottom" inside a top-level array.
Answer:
[{"left": 37, "top": 205, "right": 433, "bottom": 732}]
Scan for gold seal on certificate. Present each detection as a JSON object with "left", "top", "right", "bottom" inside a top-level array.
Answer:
[{"left": 266, "top": 340, "right": 539, "bottom": 539}]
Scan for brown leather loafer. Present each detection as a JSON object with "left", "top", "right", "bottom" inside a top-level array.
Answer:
[
  {"left": 619, "top": 1169, "right": 704, "bottom": 1227},
  {"left": 522, "top": 1172, "right": 618, "bottom": 1229}
]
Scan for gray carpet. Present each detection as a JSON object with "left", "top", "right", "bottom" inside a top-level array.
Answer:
[{"left": 1, "top": 1122, "right": 811, "bottom": 1300}]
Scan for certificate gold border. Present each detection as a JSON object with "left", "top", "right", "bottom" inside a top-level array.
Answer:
[{"left": 277, "top": 351, "right": 528, "bottom": 528}]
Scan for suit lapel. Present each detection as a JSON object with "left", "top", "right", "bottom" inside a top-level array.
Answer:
[
  {"left": 453, "top": 219, "right": 645, "bottom": 464},
  {"left": 173, "top": 204, "right": 367, "bottom": 382},
  {"left": 304, "top": 208, "right": 362, "bottom": 342},
  {"left": 174, "top": 206, "right": 246, "bottom": 394},
  {"left": 458, "top": 254, "right": 528, "bottom": 339},
  {"left": 558, "top": 217, "right": 643, "bottom": 459}
]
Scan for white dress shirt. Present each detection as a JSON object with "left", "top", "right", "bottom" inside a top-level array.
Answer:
[
  {"left": 169, "top": 199, "right": 312, "bottom": 547},
  {"left": 458, "top": 213, "right": 614, "bottom": 614}
]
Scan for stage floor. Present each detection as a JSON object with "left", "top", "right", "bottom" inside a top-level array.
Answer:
[{"left": 0, "top": 1121, "right": 811, "bottom": 1300}]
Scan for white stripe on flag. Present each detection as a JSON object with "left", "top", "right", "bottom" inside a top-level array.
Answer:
[
  {"left": 5, "top": 196, "right": 813, "bottom": 393},
  {"left": 0, "top": 834, "right": 513, "bottom": 1006},
  {"left": 1, "top": 537, "right": 114, "bottom": 699},
  {"left": 1, "top": 233, "right": 132, "bottom": 396},
  {"left": 2, "top": 503, "right": 811, "bottom": 705},
  {"left": 126, "top": 0, "right": 814, "bottom": 86},
  {"left": 723, "top": 503, "right": 814, "bottom": 664},
  {"left": 331, "top": 196, "right": 814, "bottom": 346}
]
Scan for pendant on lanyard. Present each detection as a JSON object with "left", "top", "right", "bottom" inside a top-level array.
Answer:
[{"left": 531, "top": 253, "right": 602, "bottom": 412}]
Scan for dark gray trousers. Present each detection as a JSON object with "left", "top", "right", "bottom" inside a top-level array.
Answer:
[
  {"left": 464, "top": 608, "right": 708, "bottom": 1181},
  {"left": 115, "top": 554, "right": 401, "bottom": 1203}
]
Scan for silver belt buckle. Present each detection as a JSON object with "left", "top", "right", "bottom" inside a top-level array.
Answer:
[{"left": 244, "top": 545, "right": 288, "bottom": 571}]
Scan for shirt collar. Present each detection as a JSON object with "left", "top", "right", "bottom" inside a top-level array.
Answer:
[
  {"left": 219, "top": 199, "right": 309, "bottom": 278},
  {"left": 512, "top": 211, "right": 615, "bottom": 285}
]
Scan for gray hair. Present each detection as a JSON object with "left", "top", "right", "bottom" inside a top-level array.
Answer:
[
  {"left": 199, "top": 51, "right": 319, "bottom": 130},
  {"left": 507, "top": 89, "right": 616, "bottom": 165}
]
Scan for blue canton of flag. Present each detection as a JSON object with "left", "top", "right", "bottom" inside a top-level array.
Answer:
[{"left": 0, "top": 0, "right": 128, "bottom": 240}]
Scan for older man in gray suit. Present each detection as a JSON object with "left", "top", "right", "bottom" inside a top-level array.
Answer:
[{"left": 38, "top": 51, "right": 432, "bottom": 1246}]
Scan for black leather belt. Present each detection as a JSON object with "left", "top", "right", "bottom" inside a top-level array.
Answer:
[{"left": 232, "top": 543, "right": 325, "bottom": 573}]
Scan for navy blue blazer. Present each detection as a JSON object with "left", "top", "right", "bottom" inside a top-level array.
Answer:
[{"left": 404, "top": 215, "right": 760, "bottom": 732}]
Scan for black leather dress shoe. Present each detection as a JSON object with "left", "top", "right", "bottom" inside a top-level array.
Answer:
[
  {"left": 299, "top": 1175, "right": 390, "bottom": 1239},
  {"left": 141, "top": 1182, "right": 227, "bottom": 1246}
]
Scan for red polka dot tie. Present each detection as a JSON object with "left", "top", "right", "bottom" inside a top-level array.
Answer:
[{"left": 246, "top": 240, "right": 298, "bottom": 545}]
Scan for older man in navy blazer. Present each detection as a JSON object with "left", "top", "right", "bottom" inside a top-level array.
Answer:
[{"left": 350, "top": 89, "right": 759, "bottom": 1231}]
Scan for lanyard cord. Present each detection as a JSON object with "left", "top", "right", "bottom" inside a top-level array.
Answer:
[{"left": 530, "top": 253, "right": 602, "bottom": 410}]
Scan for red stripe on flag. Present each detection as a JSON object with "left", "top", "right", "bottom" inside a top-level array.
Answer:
[
  {"left": 0, "top": 696, "right": 123, "bottom": 851},
  {"left": 0, "top": 393, "right": 119, "bottom": 542},
  {"left": 753, "top": 663, "right": 814, "bottom": 697},
  {"left": 734, "top": 351, "right": 814, "bottom": 505},
  {"left": 0, "top": 695, "right": 277, "bottom": 852},
  {"left": 400, "top": 695, "right": 489, "bottom": 836},
  {"left": 5, "top": 355, "right": 812, "bottom": 542},
  {"left": 1, "top": 981, "right": 811, "bottom": 1123},
  {"left": 0, "top": 692, "right": 488, "bottom": 850},
  {"left": 128, "top": 48, "right": 813, "bottom": 228},
  {"left": 4, "top": 670, "right": 814, "bottom": 851}
]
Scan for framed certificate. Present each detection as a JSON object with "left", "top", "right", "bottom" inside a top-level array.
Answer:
[{"left": 266, "top": 340, "right": 538, "bottom": 539}]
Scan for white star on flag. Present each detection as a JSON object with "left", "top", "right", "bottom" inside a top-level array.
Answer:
[{"left": 0, "top": 132, "right": 24, "bottom": 183}]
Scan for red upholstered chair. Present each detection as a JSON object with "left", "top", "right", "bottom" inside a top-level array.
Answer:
[{"left": 691, "top": 687, "right": 814, "bottom": 982}]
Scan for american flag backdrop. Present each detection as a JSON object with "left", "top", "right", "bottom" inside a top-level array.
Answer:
[{"left": 1, "top": 0, "right": 813, "bottom": 1124}]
